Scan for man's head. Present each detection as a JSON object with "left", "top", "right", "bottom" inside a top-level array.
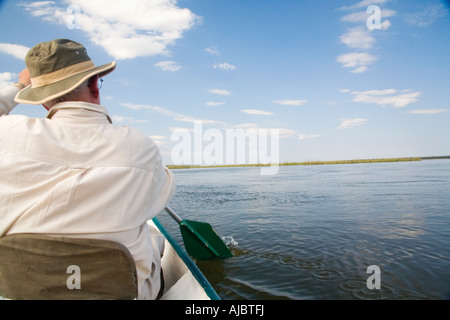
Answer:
[{"left": 14, "top": 39, "right": 116, "bottom": 108}]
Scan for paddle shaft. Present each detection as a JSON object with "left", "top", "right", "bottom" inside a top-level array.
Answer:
[{"left": 165, "top": 206, "right": 182, "bottom": 224}]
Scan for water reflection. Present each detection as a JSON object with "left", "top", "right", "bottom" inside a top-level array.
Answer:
[
  {"left": 358, "top": 213, "right": 426, "bottom": 240},
  {"left": 165, "top": 160, "right": 450, "bottom": 299}
]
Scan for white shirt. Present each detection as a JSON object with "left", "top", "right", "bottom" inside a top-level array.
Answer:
[{"left": 0, "top": 85, "right": 176, "bottom": 299}]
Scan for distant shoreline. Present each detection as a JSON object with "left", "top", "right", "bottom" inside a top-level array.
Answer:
[{"left": 166, "top": 155, "right": 450, "bottom": 170}]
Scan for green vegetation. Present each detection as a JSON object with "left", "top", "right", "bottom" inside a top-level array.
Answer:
[
  {"left": 281, "top": 157, "right": 423, "bottom": 166},
  {"left": 420, "top": 155, "right": 450, "bottom": 160},
  {"left": 166, "top": 156, "right": 449, "bottom": 170}
]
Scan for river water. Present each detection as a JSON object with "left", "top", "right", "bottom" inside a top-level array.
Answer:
[{"left": 157, "top": 160, "right": 450, "bottom": 300}]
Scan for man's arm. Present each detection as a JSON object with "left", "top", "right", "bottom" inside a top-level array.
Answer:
[{"left": 0, "top": 69, "right": 31, "bottom": 116}]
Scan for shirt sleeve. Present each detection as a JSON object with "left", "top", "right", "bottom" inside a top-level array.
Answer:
[
  {"left": 148, "top": 164, "right": 176, "bottom": 218},
  {"left": 0, "top": 85, "right": 20, "bottom": 116}
]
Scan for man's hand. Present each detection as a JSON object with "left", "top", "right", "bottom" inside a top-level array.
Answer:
[{"left": 18, "top": 68, "right": 31, "bottom": 87}]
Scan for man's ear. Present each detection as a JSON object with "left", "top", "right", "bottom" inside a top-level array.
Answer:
[{"left": 88, "top": 75, "right": 99, "bottom": 99}]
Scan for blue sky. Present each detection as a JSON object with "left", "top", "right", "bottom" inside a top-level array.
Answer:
[{"left": 1, "top": 0, "right": 449, "bottom": 165}]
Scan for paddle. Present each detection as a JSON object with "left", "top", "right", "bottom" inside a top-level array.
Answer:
[{"left": 165, "top": 206, "right": 233, "bottom": 260}]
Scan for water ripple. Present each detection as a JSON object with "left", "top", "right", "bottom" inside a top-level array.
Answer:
[{"left": 312, "top": 269, "right": 344, "bottom": 282}]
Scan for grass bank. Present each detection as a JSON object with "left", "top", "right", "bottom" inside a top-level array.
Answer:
[
  {"left": 281, "top": 157, "right": 423, "bottom": 166},
  {"left": 167, "top": 156, "right": 429, "bottom": 170}
]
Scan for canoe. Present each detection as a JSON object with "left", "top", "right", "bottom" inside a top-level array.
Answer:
[
  {"left": 0, "top": 217, "right": 220, "bottom": 300},
  {"left": 151, "top": 217, "right": 221, "bottom": 300}
]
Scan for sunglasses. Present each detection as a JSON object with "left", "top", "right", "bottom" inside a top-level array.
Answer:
[{"left": 88, "top": 77, "right": 103, "bottom": 89}]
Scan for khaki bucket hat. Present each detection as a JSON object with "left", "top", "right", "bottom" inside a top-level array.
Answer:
[{"left": 15, "top": 39, "right": 116, "bottom": 105}]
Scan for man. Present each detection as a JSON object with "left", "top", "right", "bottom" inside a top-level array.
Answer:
[{"left": 0, "top": 39, "right": 176, "bottom": 299}]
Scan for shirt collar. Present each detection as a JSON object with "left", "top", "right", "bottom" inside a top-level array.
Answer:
[{"left": 46, "top": 101, "right": 112, "bottom": 124}]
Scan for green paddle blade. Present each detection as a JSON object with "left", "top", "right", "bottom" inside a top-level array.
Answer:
[{"left": 180, "top": 220, "right": 233, "bottom": 260}]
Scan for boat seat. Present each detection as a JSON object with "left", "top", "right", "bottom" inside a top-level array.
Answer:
[{"left": 0, "top": 233, "right": 138, "bottom": 300}]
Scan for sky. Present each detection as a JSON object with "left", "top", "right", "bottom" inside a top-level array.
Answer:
[{"left": 1, "top": 0, "right": 449, "bottom": 165}]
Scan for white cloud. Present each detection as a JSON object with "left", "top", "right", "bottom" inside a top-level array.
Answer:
[
  {"left": 155, "top": 60, "right": 182, "bottom": 72},
  {"left": 208, "top": 89, "right": 231, "bottom": 96},
  {"left": 341, "top": 11, "right": 370, "bottom": 23},
  {"left": 205, "top": 101, "right": 226, "bottom": 106},
  {"left": 0, "top": 72, "right": 16, "bottom": 88},
  {"left": 121, "top": 103, "right": 165, "bottom": 111},
  {"left": 111, "top": 115, "right": 148, "bottom": 124},
  {"left": 404, "top": 3, "right": 448, "bottom": 27},
  {"left": 119, "top": 104, "right": 298, "bottom": 149},
  {"left": 232, "top": 123, "right": 260, "bottom": 129},
  {"left": 206, "top": 47, "right": 220, "bottom": 55},
  {"left": 337, "top": 52, "right": 378, "bottom": 73},
  {"left": 338, "top": 118, "right": 368, "bottom": 129},
  {"left": 121, "top": 102, "right": 224, "bottom": 125},
  {"left": 20, "top": 0, "right": 200, "bottom": 60},
  {"left": 276, "top": 128, "right": 297, "bottom": 138},
  {"left": 341, "top": 9, "right": 396, "bottom": 23},
  {"left": 379, "top": 20, "right": 392, "bottom": 30},
  {"left": 232, "top": 124, "right": 296, "bottom": 138},
  {"left": 273, "top": 99, "right": 307, "bottom": 106},
  {"left": 337, "top": 1, "right": 395, "bottom": 73},
  {"left": 149, "top": 135, "right": 168, "bottom": 140},
  {"left": 352, "top": 66, "right": 367, "bottom": 73},
  {"left": 408, "top": 109, "right": 449, "bottom": 115},
  {"left": 20, "top": 1, "right": 56, "bottom": 16},
  {"left": 340, "top": 27, "right": 375, "bottom": 50},
  {"left": 350, "top": 89, "right": 421, "bottom": 108},
  {"left": 240, "top": 109, "right": 274, "bottom": 116},
  {"left": 213, "top": 62, "right": 236, "bottom": 71},
  {"left": 0, "top": 43, "right": 30, "bottom": 60},
  {"left": 339, "top": 0, "right": 389, "bottom": 10},
  {"left": 168, "top": 126, "right": 195, "bottom": 133},
  {"left": 298, "top": 134, "right": 320, "bottom": 140}
]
